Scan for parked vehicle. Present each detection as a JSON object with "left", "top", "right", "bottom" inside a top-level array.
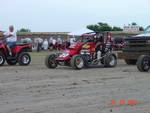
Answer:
[
  {"left": 113, "top": 37, "right": 125, "bottom": 50},
  {"left": 119, "top": 26, "right": 150, "bottom": 65},
  {"left": 45, "top": 32, "right": 117, "bottom": 70},
  {"left": 0, "top": 33, "right": 32, "bottom": 66}
]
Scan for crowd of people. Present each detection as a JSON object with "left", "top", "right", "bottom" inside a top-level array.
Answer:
[{"left": 35, "top": 36, "right": 76, "bottom": 52}]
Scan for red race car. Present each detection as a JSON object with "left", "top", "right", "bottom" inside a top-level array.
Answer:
[
  {"left": 0, "top": 32, "right": 32, "bottom": 66},
  {"left": 45, "top": 32, "right": 117, "bottom": 70}
]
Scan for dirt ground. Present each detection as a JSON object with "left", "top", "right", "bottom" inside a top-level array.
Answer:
[{"left": 0, "top": 52, "right": 150, "bottom": 113}]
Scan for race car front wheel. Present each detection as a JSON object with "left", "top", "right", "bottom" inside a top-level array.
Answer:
[{"left": 45, "top": 54, "right": 57, "bottom": 69}]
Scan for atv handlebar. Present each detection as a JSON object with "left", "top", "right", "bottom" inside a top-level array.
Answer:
[{"left": 0, "top": 32, "right": 4, "bottom": 39}]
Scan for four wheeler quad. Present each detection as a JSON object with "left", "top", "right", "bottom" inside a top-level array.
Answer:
[
  {"left": 0, "top": 33, "right": 32, "bottom": 66},
  {"left": 137, "top": 55, "right": 150, "bottom": 72},
  {"left": 45, "top": 32, "right": 117, "bottom": 70}
]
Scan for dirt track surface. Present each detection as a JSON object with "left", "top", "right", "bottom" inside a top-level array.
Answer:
[{"left": 0, "top": 52, "right": 150, "bottom": 113}]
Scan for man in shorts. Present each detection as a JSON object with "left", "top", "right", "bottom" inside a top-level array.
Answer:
[{"left": 4, "top": 25, "right": 17, "bottom": 56}]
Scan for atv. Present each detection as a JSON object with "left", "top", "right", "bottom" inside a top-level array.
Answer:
[
  {"left": 137, "top": 55, "right": 150, "bottom": 72},
  {"left": 45, "top": 32, "right": 117, "bottom": 70},
  {"left": 0, "top": 33, "right": 32, "bottom": 66}
]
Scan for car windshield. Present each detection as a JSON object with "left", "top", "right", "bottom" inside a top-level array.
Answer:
[
  {"left": 81, "top": 36, "right": 94, "bottom": 42},
  {"left": 144, "top": 26, "right": 150, "bottom": 33}
]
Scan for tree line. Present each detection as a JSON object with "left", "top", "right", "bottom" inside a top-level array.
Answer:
[
  {"left": 87, "top": 22, "right": 144, "bottom": 32},
  {"left": 17, "top": 22, "right": 145, "bottom": 32}
]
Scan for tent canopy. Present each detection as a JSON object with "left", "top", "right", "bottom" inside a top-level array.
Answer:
[{"left": 68, "top": 28, "right": 94, "bottom": 36}]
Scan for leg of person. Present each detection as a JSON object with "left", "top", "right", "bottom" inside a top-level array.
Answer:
[
  {"left": 7, "top": 42, "right": 15, "bottom": 56},
  {"left": 6, "top": 43, "right": 12, "bottom": 56}
]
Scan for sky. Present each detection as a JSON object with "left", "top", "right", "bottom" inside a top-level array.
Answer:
[{"left": 0, "top": 0, "right": 150, "bottom": 32}]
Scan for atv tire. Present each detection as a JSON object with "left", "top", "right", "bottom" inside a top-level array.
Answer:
[
  {"left": 7, "top": 60, "right": 17, "bottom": 65},
  {"left": 71, "top": 55, "right": 84, "bottom": 70},
  {"left": 137, "top": 55, "right": 150, "bottom": 72},
  {"left": 45, "top": 54, "right": 57, "bottom": 69},
  {"left": 0, "top": 52, "right": 5, "bottom": 66},
  {"left": 104, "top": 53, "right": 117, "bottom": 67},
  {"left": 18, "top": 52, "right": 31, "bottom": 66}
]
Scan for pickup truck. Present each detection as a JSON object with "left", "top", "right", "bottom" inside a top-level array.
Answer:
[{"left": 120, "top": 26, "right": 150, "bottom": 65}]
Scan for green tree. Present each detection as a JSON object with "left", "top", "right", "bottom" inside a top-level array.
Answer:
[
  {"left": 139, "top": 26, "right": 144, "bottom": 31},
  {"left": 18, "top": 28, "right": 31, "bottom": 32},
  {"left": 132, "top": 22, "right": 137, "bottom": 26},
  {"left": 87, "top": 22, "right": 124, "bottom": 32},
  {"left": 87, "top": 24, "right": 100, "bottom": 32},
  {"left": 87, "top": 22, "right": 112, "bottom": 32},
  {"left": 112, "top": 26, "right": 123, "bottom": 31}
]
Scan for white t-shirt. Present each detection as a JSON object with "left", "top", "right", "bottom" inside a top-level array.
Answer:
[
  {"left": 70, "top": 38, "right": 75, "bottom": 45},
  {"left": 49, "top": 37, "right": 53, "bottom": 43},
  {"left": 52, "top": 39, "right": 56, "bottom": 45},
  {"left": 4, "top": 31, "right": 17, "bottom": 42},
  {"left": 57, "top": 38, "right": 62, "bottom": 44},
  {"left": 42, "top": 39, "right": 49, "bottom": 50}
]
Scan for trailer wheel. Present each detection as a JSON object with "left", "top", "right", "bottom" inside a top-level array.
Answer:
[
  {"left": 45, "top": 54, "right": 57, "bottom": 69},
  {"left": 104, "top": 53, "right": 117, "bottom": 67},
  {"left": 137, "top": 55, "right": 150, "bottom": 72},
  {"left": 71, "top": 55, "right": 84, "bottom": 70},
  {"left": 124, "top": 59, "right": 137, "bottom": 65}
]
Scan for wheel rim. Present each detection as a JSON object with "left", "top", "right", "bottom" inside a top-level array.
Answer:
[
  {"left": 0, "top": 56, "right": 4, "bottom": 64},
  {"left": 49, "top": 60, "right": 56, "bottom": 66},
  {"left": 75, "top": 57, "right": 83, "bottom": 68},
  {"left": 143, "top": 60, "right": 150, "bottom": 71},
  {"left": 109, "top": 56, "right": 116, "bottom": 66},
  {"left": 22, "top": 55, "right": 30, "bottom": 64}
]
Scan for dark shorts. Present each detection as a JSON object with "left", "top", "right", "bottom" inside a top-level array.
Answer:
[{"left": 7, "top": 42, "right": 16, "bottom": 48}]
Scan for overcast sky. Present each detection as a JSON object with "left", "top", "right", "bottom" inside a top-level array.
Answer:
[{"left": 0, "top": 0, "right": 150, "bottom": 32}]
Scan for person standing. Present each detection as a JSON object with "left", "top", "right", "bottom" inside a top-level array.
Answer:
[
  {"left": 42, "top": 39, "right": 49, "bottom": 50},
  {"left": 57, "top": 37, "right": 63, "bottom": 50},
  {"left": 52, "top": 38, "right": 57, "bottom": 50},
  {"left": 70, "top": 36, "right": 76, "bottom": 45},
  {"left": 49, "top": 37, "right": 53, "bottom": 47}
]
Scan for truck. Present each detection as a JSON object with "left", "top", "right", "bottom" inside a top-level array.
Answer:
[{"left": 119, "top": 26, "right": 150, "bottom": 65}]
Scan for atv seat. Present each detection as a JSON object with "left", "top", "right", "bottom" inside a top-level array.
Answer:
[{"left": 15, "top": 42, "right": 30, "bottom": 46}]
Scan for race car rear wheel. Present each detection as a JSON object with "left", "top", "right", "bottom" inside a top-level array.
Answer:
[
  {"left": 71, "top": 55, "right": 84, "bottom": 70},
  {"left": 104, "top": 53, "right": 117, "bottom": 67},
  {"left": 45, "top": 54, "right": 57, "bottom": 69},
  {"left": 0, "top": 52, "right": 5, "bottom": 66},
  {"left": 137, "top": 55, "right": 150, "bottom": 72}
]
